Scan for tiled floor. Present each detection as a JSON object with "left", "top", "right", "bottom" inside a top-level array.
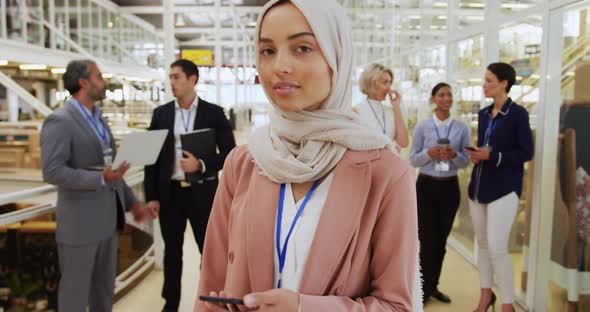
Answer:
[{"left": 114, "top": 224, "right": 201, "bottom": 312}]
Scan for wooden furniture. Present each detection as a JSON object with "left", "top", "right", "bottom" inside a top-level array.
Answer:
[{"left": 0, "top": 129, "right": 41, "bottom": 169}]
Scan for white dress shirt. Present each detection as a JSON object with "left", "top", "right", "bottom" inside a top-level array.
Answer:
[
  {"left": 356, "top": 98, "right": 396, "bottom": 141},
  {"left": 273, "top": 172, "right": 335, "bottom": 292},
  {"left": 171, "top": 97, "right": 200, "bottom": 181}
]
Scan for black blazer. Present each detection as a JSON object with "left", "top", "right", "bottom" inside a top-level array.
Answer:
[{"left": 144, "top": 99, "right": 236, "bottom": 205}]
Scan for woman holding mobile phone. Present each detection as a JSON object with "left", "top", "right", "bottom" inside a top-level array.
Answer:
[
  {"left": 409, "top": 83, "right": 471, "bottom": 305},
  {"left": 355, "top": 63, "right": 410, "bottom": 150},
  {"left": 195, "top": 0, "right": 420, "bottom": 311},
  {"left": 465, "top": 63, "right": 533, "bottom": 312}
]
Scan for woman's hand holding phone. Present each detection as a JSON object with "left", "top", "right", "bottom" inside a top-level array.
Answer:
[
  {"left": 201, "top": 288, "right": 299, "bottom": 311},
  {"left": 464, "top": 146, "right": 490, "bottom": 164},
  {"left": 201, "top": 291, "right": 248, "bottom": 312}
]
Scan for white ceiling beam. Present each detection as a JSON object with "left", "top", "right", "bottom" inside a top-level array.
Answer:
[
  {"left": 175, "top": 27, "right": 445, "bottom": 36},
  {"left": 179, "top": 40, "right": 419, "bottom": 48},
  {"left": 118, "top": 5, "right": 482, "bottom": 16}
]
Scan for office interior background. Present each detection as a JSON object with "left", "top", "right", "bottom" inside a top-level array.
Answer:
[{"left": 0, "top": 0, "right": 589, "bottom": 311}]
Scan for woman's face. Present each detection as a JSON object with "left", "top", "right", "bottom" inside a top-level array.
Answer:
[
  {"left": 257, "top": 2, "right": 332, "bottom": 112},
  {"left": 483, "top": 70, "right": 507, "bottom": 99},
  {"left": 369, "top": 71, "right": 392, "bottom": 101},
  {"left": 432, "top": 86, "right": 453, "bottom": 113}
]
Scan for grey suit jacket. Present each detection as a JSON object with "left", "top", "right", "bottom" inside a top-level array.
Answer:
[{"left": 41, "top": 98, "right": 138, "bottom": 246}]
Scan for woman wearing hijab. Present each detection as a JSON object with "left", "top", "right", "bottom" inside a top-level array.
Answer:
[
  {"left": 195, "top": 0, "right": 420, "bottom": 311},
  {"left": 356, "top": 63, "right": 409, "bottom": 149}
]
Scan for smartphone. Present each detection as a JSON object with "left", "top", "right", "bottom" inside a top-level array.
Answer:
[
  {"left": 464, "top": 146, "right": 477, "bottom": 151},
  {"left": 199, "top": 295, "right": 245, "bottom": 305}
]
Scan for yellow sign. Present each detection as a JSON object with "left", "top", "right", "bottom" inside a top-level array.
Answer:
[{"left": 181, "top": 49, "right": 213, "bottom": 65}]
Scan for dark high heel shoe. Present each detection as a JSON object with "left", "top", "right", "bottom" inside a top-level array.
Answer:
[{"left": 473, "top": 292, "right": 496, "bottom": 312}]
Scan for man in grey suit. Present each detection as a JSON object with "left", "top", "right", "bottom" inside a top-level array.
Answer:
[{"left": 41, "top": 60, "right": 156, "bottom": 312}]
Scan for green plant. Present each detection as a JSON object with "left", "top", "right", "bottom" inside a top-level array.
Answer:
[{"left": 0, "top": 272, "right": 41, "bottom": 300}]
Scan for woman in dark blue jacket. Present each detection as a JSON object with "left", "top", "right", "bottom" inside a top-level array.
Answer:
[{"left": 465, "top": 63, "right": 533, "bottom": 312}]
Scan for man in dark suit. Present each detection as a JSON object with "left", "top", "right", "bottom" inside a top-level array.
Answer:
[{"left": 144, "top": 59, "right": 236, "bottom": 312}]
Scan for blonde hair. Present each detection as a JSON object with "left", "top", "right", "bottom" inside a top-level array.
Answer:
[{"left": 359, "top": 63, "right": 394, "bottom": 95}]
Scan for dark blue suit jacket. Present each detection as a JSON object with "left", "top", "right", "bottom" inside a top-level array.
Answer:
[{"left": 468, "top": 98, "right": 534, "bottom": 204}]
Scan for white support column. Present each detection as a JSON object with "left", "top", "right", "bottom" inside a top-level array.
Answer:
[
  {"left": 481, "top": 0, "right": 501, "bottom": 109},
  {"left": 241, "top": 32, "right": 248, "bottom": 110},
  {"left": 215, "top": 0, "right": 222, "bottom": 107},
  {"left": 1, "top": 0, "right": 7, "bottom": 39},
  {"left": 98, "top": 5, "right": 103, "bottom": 58},
  {"left": 483, "top": 0, "right": 501, "bottom": 64},
  {"left": 88, "top": 1, "right": 93, "bottom": 52},
  {"left": 49, "top": 0, "right": 56, "bottom": 49},
  {"left": 421, "top": 0, "right": 433, "bottom": 37},
  {"left": 446, "top": 0, "right": 457, "bottom": 84},
  {"left": 388, "top": 1, "right": 396, "bottom": 71},
  {"left": 64, "top": 0, "right": 70, "bottom": 51},
  {"left": 448, "top": 0, "right": 458, "bottom": 34},
  {"left": 107, "top": 11, "right": 112, "bottom": 61},
  {"left": 232, "top": 5, "right": 239, "bottom": 109},
  {"left": 163, "top": 0, "right": 175, "bottom": 103},
  {"left": 527, "top": 5, "right": 563, "bottom": 311},
  {"left": 20, "top": 0, "right": 26, "bottom": 42},
  {"left": 7, "top": 89, "right": 18, "bottom": 122},
  {"left": 38, "top": 0, "right": 44, "bottom": 47},
  {"left": 76, "top": 0, "right": 81, "bottom": 46}
]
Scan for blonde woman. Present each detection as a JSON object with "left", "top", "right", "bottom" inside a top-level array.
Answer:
[
  {"left": 195, "top": 0, "right": 421, "bottom": 311},
  {"left": 356, "top": 63, "right": 409, "bottom": 149}
]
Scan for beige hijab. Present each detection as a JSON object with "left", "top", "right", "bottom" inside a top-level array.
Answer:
[{"left": 248, "top": 0, "right": 394, "bottom": 184}]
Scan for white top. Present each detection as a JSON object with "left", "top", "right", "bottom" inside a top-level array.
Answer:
[
  {"left": 355, "top": 98, "right": 396, "bottom": 141},
  {"left": 273, "top": 172, "right": 335, "bottom": 292},
  {"left": 171, "top": 97, "right": 199, "bottom": 181},
  {"left": 432, "top": 113, "right": 454, "bottom": 128}
]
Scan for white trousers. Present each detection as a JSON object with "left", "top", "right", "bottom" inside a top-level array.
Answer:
[{"left": 469, "top": 192, "right": 519, "bottom": 304}]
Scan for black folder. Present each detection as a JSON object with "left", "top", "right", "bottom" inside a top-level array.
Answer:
[{"left": 180, "top": 128, "right": 216, "bottom": 182}]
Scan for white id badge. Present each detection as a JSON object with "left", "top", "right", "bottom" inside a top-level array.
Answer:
[
  {"left": 435, "top": 161, "right": 450, "bottom": 172},
  {"left": 103, "top": 147, "right": 113, "bottom": 165}
]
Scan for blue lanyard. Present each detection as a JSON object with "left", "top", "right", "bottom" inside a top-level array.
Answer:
[
  {"left": 275, "top": 180, "right": 320, "bottom": 289},
  {"left": 75, "top": 100, "right": 109, "bottom": 146},
  {"left": 484, "top": 116, "right": 499, "bottom": 146},
  {"left": 367, "top": 99, "right": 386, "bottom": 134},
  {"left": 431, "top": 118, "right": 454, "bottom": 140},
  {"left": 179, "top": 108, "right": 192, "bottom": 132},
  {"left": 485, "top": 100, "right": 511, "bottom": 145}
]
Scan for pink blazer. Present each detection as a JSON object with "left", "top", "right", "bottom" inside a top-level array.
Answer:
[{"left": 195, "top": 145, "right": 418, "bottom": 311}]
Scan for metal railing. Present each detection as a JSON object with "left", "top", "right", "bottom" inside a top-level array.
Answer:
[{"left": 0, "top": 167, "right": 152, "bottom": 297}]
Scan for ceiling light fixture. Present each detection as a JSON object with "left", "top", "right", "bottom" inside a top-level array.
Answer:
[
  {"left": 465, "top": 3, "right": 485, "bottom": 8},
  {"left": 19, "top": 64, "right": 47, "bottom": 70},
  {"left": 51, "top": 68, "right": 66, "bottom": 74},
  {"left": 501, "top": 3, "right": 530, "bottom": 9}
]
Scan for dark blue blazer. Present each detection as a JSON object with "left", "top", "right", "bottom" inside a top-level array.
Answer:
[{"left": 468, "top": 98, "right": 534, "bottom": 204}]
